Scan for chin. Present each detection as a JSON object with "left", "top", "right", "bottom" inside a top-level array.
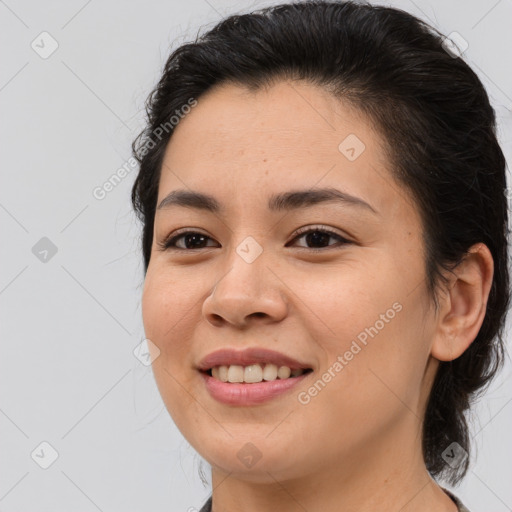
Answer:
[{"left": 194, "top": 434, "right": 307, "bottom": 483}]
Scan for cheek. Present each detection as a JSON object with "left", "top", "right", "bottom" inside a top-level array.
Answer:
[
  {"left": 299, "top": 265, "right": 429, "bottom": 427},
  {"left": 295, "top": 261, "right": 394, "bottom": 347},
  {"left": 293, "top": 322, "right": 424, "bottom": 457},
  {"left": 141, "top": 266, "right": 209, "bottom": 358},
  {"left": 141, "top": 271, "right": 199, "bottom": 431},
  {"left": 141, "top": 270, "right": 197, "bottom": 412},
  {"left": 142, "top": 267, "right": 199, "bottom": 350}
]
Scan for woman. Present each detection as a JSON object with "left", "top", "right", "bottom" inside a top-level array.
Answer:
[{"left": 131, "top": 1, "right": 510, "bottom": 510}]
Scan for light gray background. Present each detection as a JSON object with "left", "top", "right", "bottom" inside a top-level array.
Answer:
[{"left": 1, "top": 0, "right": 511, "bottom": 511}]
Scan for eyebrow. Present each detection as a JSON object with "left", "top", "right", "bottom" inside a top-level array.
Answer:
[{"left": 156, "top": 187, "right": 378, "bottom": 215}]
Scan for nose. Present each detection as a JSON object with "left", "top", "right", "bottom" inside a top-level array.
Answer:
[{"left": 202, "top": 248, "right": 288, "bottom": 328}]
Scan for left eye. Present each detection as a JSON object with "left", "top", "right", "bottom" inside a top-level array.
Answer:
[
  {"left": 288, "top": 227, "right": 350, "bottom": 250},
  {"left": 159, "top": 227, "right": 350, "bottom": 251}
]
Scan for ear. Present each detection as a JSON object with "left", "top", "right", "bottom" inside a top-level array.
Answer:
[{"left": 430, "top": 243, "right": 494, "bottom": 362}]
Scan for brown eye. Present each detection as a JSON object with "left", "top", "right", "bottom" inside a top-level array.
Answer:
[
  {"left": 288, "top": 227, "right": 351, "bottom": 250},
  {"left": 159, "top": 231, "right": 219, "bottom": 251},
  {"left": 158, "top": 226, "right": 351, "bottom": 252}
]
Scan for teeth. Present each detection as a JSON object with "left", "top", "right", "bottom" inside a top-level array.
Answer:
[
  {"left": 211, "top": 366, "right": 228, "bottom": 382},
  {"left": 218, "top": 365, "right": 228, "bottom": 382},
  {"left": 262, "top": 363, "right": 278, "bottom": 381},
  {"left": 244, "top": 364, "right": 262, "bottom": 383},
  {"left": 277, "top": 366, "right": 291, "bottom": 379},
  {"left": 227, "top": 365, "right": 244, "bottom": 383},
  {"left": 210, "top": 364, "right": 306, "bottom": 383}
]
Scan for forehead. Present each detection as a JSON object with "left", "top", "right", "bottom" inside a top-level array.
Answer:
[{"left": 158, "top": 80, "right": 413, "bottom": 220}]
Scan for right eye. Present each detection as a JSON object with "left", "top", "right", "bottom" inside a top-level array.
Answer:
[{"left": 158, "top": 230, "right": 220, "bottom": 251}]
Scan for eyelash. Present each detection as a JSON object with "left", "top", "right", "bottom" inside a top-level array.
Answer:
[{"left": 157, "top": 225, "right": 351, "bottom": 252}]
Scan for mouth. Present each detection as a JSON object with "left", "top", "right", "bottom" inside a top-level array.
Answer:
[
  {"left": 197, "top": 347, "right": 314, "bottom": 405},
  {"left": 202, "top": 364, "right": 313, "bottom": 383}
]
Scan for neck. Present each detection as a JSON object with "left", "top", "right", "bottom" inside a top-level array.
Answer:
[{"left": 209, "top": 415, "right": 458, "bottom": 512}]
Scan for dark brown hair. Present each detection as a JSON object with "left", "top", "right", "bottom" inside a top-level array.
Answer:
[{"left": 131, "top": 0, "right": 511, "bottom": 485}]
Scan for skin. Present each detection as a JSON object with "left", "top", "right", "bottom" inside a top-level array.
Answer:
[{"left": 141, "top": 80, "right": 494, "bottom": 512}]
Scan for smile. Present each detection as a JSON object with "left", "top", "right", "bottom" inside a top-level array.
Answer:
[{"left": 208, "top": 363, "right": 311, "bottom": 383}]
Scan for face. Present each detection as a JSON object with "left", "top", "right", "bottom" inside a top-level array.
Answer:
[{"left": 142, "top": 80, "right": 439, "bottom": 482}]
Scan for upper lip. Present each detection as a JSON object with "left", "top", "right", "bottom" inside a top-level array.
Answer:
[{"left": 197, "top": 347, "right": 312, "bottom": 371}]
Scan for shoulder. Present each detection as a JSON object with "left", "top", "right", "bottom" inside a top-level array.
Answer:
[
  {"left": 198, "top": 496, "right": 212, "bottom": 512},
  {"left": 197, "top": 492, "right": 472, "bottom": 512}
]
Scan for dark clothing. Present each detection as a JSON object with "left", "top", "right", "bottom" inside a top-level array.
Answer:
[{"left": 198, "top": 487, "right": 471, "bottom": 511}]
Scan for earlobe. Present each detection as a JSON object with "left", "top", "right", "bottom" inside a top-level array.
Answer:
[{"left": 430, "top": 243, "right": 494, "bottom": 362}]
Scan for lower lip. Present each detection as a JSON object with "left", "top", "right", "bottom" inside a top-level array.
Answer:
[{"left": 201, "top": 371, "right": 311, "bottom": 406}]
